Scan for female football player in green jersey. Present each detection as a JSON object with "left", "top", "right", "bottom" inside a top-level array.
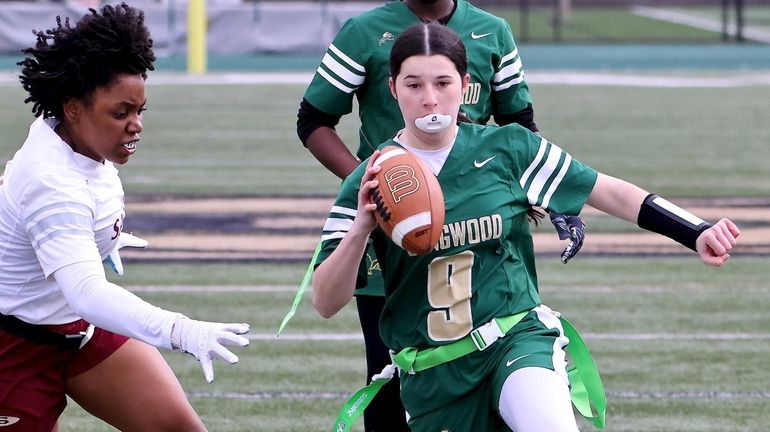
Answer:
[
  {"left": 312, "top": 22, "right": 740, "bottom": 432},
  {"left": 298, "top": 2, "right": 584, "bottom": 428}
]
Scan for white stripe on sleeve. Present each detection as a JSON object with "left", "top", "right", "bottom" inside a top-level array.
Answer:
[
  {"left": 321, "top": 53, "right": 365, "bottom": 87},
  {"left": 519, "top": 138, "right": 548, "bottom": 188},
  {"left": 31, "top": 228, "right": 94, "bottom": 250},
  {"left": 317, "top": 67, "right": 355, "bottom": 93},
  {"left": 330, "top": 206, "right": 357, "bottom": 217},
  {"left": 499, "top": 48, "right": 518, "bottom": 68},
  {"left": 540, "top": 154, "right": 572, "bottom": 209},
  {"left": 321, "top": 232, "right": 346, "bottom": 241},
  {"left": 526, "top": 144, "right": 564, "bottom": 206},
  {"left": 494, "top": 57, "right": 523, "bottom": 84},
  {"left": 27, "top": 212, "right": 92, "bottom": 240},
  {"left": 329, "top": 44, "right": 365, "bottom": 73},
  {"left": 493, "top": 74, "right": 525, "bottom": 92},
  {"left": 323, "top": 218, "right": 353, "bottom": 232}
]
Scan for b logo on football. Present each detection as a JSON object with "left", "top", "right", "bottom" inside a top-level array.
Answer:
[{"left": 384, "top": 165, "right": 420, "bottom": 203}]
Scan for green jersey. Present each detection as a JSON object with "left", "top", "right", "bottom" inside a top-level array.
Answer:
[
  {"left": 317, "top": 123, "right": 597, "bottom": 352},
  {"left": 303, "top": 0, "right": 533, "bottom": 161}
]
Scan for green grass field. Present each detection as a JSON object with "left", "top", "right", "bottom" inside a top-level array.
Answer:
[
  {"left": 2, "top": 78, "right": 769, "bottom": 197},
  {"left": 55, "top": 258, "right": 770, "bottom": 431},
  {"left": 490, "top": 5, "right": 770, "bottom": 43},
  {"left": 1, "top": 11, "right": 769, "bottom": 428},
  {"left": 492, "top": 6, "right": 720, "bottom": 42}
]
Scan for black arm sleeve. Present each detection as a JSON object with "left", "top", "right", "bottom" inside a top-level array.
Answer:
[
  {"left": 637, "top": 193, "right": 711, "bottom": 252},
  {"left": 297, "top": 98, "right": 343, "bottom": 146},
  {"left": 494, "top": 103, "right": 538, "bottom": 133}
]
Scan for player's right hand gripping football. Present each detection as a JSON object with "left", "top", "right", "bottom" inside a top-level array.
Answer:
[
  {"left": 550, "top": 213, "right": 586, "bottom": 264},
  {"left": 356, "top": 150, "right": 382, "bottom": 234},
  {"left": 172, "top": 316, "right": 250, "bottom": 383}
]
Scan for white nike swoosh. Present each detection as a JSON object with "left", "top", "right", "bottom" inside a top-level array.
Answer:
[
  {"left": 506, "top": 354, "right": 531, "bottom": 367},
  {"left": 473, "top": 155, "right": 496, "bottom": 168},
  {"left": 471, "top": 32, "right": 491, "bottom": 40},
  {"left": 0, "top": 416, "right": 20, "bottom": 427}
]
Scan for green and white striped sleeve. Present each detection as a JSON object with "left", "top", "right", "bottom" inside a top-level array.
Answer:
[
  {"left": 517, "top": 135, "right": 597, "bottom": 216},
  {"left": 315, "top": 169, "right": 370, "bottom": 288},
  {"left": 303, "top": 19, "right": 367, "bottom": 116},
  {"left": 493, "top": 22, "right": 525, "bottom": 92},
  {"left": 493, "top": 21, "right": 532, "bottom": 115}
]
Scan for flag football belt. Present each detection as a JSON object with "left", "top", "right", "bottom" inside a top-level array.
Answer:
[
  {"left": 331, "top": 312, "right": 607, "bottom": 432},
  {"left": 0, "top": 313, "right": 94, "bottom": 350},
  {"left": 392, "top": 311, "right": 529, "bottom": 374}
]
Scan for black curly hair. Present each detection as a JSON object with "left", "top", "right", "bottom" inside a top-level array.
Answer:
[{"left": 18, "top": 2, "right": 155, "bottom": 119}]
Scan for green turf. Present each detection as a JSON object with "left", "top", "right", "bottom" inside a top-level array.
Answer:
[
  {"left": 491, "top": 6, "right": 726, "bottom": 43},
  {"left": 61, "top": 398, "right": 770, "bottom": 432},
  {"left": 5, "top": 44, "right": 770, "bottom": 72},
  {"left": 59, "top": 257, "right": 770, "bottom": 431},
  {"left": 2, "top": 80, "right": 769, "bottom": 197},
  {"left": 1, "top": 10, "right": 767, "bottom": 428},
  {"left": 107, "top": 262, "right": 308, "bottom": 286},
  {"left": 111, "top": 256, "right": 769, "bottom": 289}
]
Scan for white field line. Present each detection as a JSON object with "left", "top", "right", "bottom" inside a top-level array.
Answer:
[
  {"left": 185, "top": 390, "right": 770, "bottom": 400},
  {"left": 4, "top": 71, "right": 770, "bottom": 87},
  {"left": 126, "top": 285, "right": 770, "bottom": 294},
  {"left": 633, "top": 6, "right": 770, "bottom": 44},
  {"left": 114, "top": 71, "right": 770, "bottom": 88},
  {"left": 261, "top": 332, "right": 770, "bottom": 341},
  {"left": 127, "top": 285, "right": 300, "bottom": 292},
  {"left": 141, "top": 71, "right": 770, "bottom": 87},
  {"left": 128, "top": 285, "right": 770, "bottom": 341},
  {"left": 524, "top": 72, "right": 770, "bottom": 88}
]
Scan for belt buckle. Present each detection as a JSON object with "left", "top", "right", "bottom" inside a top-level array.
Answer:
[{"left": 470, "top": 319, "right": 504, "bottom": 351}]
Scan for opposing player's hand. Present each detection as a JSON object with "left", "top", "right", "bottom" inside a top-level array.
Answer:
[
  {"left": 696, "top": 218, "right": 740, "bottom": 267},
  {"left": 104, "top": 232, "right": 149, "bottom": 275},
  {"left": 173, "top": 316, "right": 250, "bottom": 383},
  {"left": 355, "top": 150, "right": 381, "bottom": 235},
  {"left": 550, "top": 213, "right": 586, "bottom": 264}
]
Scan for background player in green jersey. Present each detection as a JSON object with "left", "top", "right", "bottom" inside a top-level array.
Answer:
[
  {"left": 312, "top": 22, "right": 740, "bottom": 432},
  {"left": 297, "top": 2, "right": 584, "bottom": 428}
]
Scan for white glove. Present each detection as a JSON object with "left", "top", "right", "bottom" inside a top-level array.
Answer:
[
  {"left": 105, "top": 232, "right": 149, "bottom": 275},
  {"left": 171, "top": 315, "right": 250, "bottom": 383}
]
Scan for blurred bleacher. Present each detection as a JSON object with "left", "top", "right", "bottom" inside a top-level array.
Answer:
[
  {"left": 0, "top": 0, "right": 768, "bottom": 59},
  {"left": 0, "top": 0, "right": 770, "bottom": 71}
]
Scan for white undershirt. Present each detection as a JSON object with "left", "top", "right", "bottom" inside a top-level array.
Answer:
[{"left": 393, "top": 127, "right": 458, "bottom": 176}]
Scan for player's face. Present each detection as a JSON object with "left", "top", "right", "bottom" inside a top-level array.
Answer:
[
  {"left": 390, "top": 54, "right": 469, "bottom": 138},
  {"left": 63, "top": 73, "right": 146, "bottom": 165},
  {"left": 404, "top": 0, "right": 454, "bottom": 18}
]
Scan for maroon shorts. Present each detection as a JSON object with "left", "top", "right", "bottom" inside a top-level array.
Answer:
[{"left": 0, "top": 319, "right": 128, "bottom": 432}]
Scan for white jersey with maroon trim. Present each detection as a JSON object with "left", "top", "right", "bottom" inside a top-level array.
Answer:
[{"left": 0, "top": 117, "right": 125, "bottom": 324}]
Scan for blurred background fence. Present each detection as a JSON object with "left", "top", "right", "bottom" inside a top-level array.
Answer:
[{"left": 0, "top": 0, "right": 769, "bottom": 58}]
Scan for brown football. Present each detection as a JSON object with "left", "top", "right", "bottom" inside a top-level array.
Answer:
[{"left": 369, "top": 146, "right": 445, "bottom": 255}]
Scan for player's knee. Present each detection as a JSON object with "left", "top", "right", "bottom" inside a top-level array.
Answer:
[{"left": 499, "top": 367, "right": 578, "bottom": 432}]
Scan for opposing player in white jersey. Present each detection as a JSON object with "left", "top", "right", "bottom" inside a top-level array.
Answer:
[{"left": 0, "top": 4, "right": 249, "bottom": 431}]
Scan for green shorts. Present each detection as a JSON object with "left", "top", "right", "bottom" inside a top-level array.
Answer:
[{"left": 400, "top": 305, "right": 569, "bottom": 432}]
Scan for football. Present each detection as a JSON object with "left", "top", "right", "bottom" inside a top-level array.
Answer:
[{"left": 370, "top": 146, "right": 445, "bottom": 255}]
